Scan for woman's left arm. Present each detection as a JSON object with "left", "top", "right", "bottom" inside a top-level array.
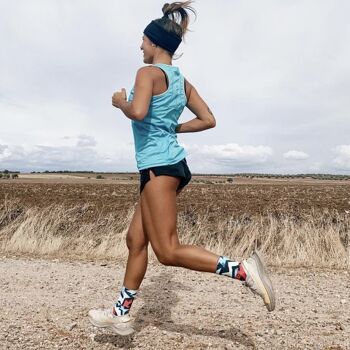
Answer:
[{"left": 112, "top": 67, "right": 153, "bottom": 121}]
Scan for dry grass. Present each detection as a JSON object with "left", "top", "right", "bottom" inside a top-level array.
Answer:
[
  {"left": 0, "top": 199, "right": 349, "bottom": 269},
  {"left": 0, "top": 199, "right": 133, "bottom": 261},
  {"left": 179, "top": 208, "right": 350, "bottom": 269}
]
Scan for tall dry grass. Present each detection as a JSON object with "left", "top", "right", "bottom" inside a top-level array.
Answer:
[{"left": 0, "top": 199, "right": 349, "bottom": 269}]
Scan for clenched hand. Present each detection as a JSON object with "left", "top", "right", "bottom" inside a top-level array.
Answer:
[{"left": 112, "top": 88, "right": 127, "bottom": 109}]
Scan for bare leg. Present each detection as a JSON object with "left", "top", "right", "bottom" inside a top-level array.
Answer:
[
  {"left": 123, "top": 186, "right": 187, "bottom": 289},
  {"left": 99, "top": 179, "right": 275, "bottom": 317},
  {"left": 123, "top": 200, "right": 149, "bottom": 290},
  {"left": 140, "top": 170, "right": 220, "bottom": 272}
]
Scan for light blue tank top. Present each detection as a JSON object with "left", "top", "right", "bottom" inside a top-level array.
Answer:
[{"left": 128, "top": 63, "right": 188, "bottom": 170}]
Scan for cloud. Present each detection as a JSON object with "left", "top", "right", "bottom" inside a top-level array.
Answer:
[
  {"left": 183, "top": 143, "right": 273, "bottom": 172},
  {"left": 283, "top": 150, "right": 310, "bottom": 160},
  {"left": 0, "top": 136, "right": 135, "bottom": 172},
  {"left": 333, "top": 145, "right": 350, "bottom": 170},
  {"left": 0, "top": 144, "right": 11, "bottom": 159},
  {"left": 1, "top": 1, "right": 350, "bottom": 174},
  {"left": 75, "top": 135, "right": 97, "bottom": 147}
]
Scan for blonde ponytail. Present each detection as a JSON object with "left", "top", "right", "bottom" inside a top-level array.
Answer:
[
  {"left": 161, "top": 1, "right": 196, "bottom": 38},
  {"left": 151, "top": 1, "right": 196, "bottom": 43}
]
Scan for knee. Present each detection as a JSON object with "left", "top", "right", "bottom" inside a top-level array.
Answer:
[
  {"left": 154, "top": 249, "right": 177, "bottom": 266},
  {"left": 126, "top": 230, "right": 148, "bottom": 252}
]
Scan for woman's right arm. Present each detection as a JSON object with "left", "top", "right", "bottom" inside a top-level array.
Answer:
[{"left": 176, "top": 79, "right": 216, "bottom": 133}]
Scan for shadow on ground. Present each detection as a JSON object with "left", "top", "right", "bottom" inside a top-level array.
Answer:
[{"left": 94, "top": 272, "right": 255, "bottom": 349}]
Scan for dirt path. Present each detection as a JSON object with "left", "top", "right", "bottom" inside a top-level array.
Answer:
[{"left": 0, "top": 256, "right": 349, "bottom": 350}]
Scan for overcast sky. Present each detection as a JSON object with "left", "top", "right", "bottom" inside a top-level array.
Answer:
[{"left": 1, "top": 0, "right": 349, "bottom": 174}]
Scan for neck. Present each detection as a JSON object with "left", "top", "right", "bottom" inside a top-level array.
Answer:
[
  {"left": 153, "top": 61, "right": 172, "bottom": 65},
  {"left": 152, "top": 52, "right": 172, "bottom": 65}
]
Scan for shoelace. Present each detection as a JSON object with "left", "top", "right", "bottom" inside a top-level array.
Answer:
[{"left": 101, "top": 309, "right": 114, "bottom": 318}]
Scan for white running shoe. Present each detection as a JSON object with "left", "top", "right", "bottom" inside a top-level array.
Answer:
[
  {"left": 88, "top": 308, "right": 134, "bottom": 335},
  {"left": 241, "top": 250, "right": 276, "bottom": 312}
]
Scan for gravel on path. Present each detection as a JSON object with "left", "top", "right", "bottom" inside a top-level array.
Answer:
[{"left": 0, "top": 256, "right": 349, "bottom": 350}]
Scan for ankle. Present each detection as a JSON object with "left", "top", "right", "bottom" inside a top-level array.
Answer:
[
  {"left": 215, "top": 256, "right": 241, "bottom": 279},
  {"left": 235, "top": 263, "right": 247, "bottom": 281},
  {"left": 114, "top": 286, "right": 137, "bottom": 316}
]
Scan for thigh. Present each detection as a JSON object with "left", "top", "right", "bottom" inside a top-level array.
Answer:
[
  {"left": 140, "top": 170, "right": 181, "bottom": 254},
  {"left": 128, "top": 181, "right": 183, "bottom": 249}
]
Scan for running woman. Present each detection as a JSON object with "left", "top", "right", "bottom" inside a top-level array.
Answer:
[{"left": 89, "top": 1, "right": 275, "bottom": 335}]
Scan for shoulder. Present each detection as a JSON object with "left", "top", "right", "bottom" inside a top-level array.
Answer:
[
  {"left": 134, "top": 65, "right": 160, "bottom": 82},
  {"left": 135, "top": 66, "right": 152, "bottom": 76},
  {"left": 184, "top": 78, "right": 193, "bottom": 89},
  {"left": 136, "top": 65, "right": 161, "bottom": 76},
  {"left": 133, "top": 66, "right": 155, "bottom": 88}
]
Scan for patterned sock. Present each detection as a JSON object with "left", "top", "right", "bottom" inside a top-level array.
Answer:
[
  {"left": 113, "top": 286, "right": 137, "bottom": 316},
  {"left": 215, "top": 256, "right": 246, "bottom": 281}
]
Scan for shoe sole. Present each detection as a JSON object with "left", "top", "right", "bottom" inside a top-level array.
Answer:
[
  {"left": 243, "top": 250, "right": 276, "bottom": 312},
  {"left": 88, "top": 316, "right": 134, "bottom": 336}
]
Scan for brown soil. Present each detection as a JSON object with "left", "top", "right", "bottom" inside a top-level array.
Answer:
[{"left": 1, "top": 177, "right": 350, "bottom": 222}]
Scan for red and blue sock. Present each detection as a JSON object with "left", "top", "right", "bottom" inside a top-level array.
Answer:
[
  {"left": 215, "top": 256, "right": 246, "bottom": 281},
  {"left": 113, "top": 286, "right": 137, "bottom": 316}
]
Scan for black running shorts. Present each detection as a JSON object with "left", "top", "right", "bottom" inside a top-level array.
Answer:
[{"left": 139, "top": 158, "right": 192, "bottom": 194}]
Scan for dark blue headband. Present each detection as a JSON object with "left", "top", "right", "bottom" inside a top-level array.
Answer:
[{"left": 143, "top": 20, "right": 182, "bottom": 54}]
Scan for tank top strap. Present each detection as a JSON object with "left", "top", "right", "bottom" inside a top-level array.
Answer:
[
  {"left": 151, "top": 63, "right": 184, "bottom": 97},
  {"left": 152, "top": 63, "right": 181, "bottom": 85}
]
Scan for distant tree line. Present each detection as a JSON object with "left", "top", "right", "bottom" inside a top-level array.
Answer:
[
  {"left": 31, "top": 170, "right": 95, "bottom": 174},
  {"left": 0, "top": 169, "right": 19, "bottom": 179},
  {"left": 190, "top": 173, "right": 350, "bottom": 181},
  {"left": 30, "top": 170, "right": 136, "bottom": 174},
  {"left": 2, "top": 169, "right": 349, "bottom": 181},
  {"left": 228, "top": 173, "right": 350, "bottom": 180}
]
